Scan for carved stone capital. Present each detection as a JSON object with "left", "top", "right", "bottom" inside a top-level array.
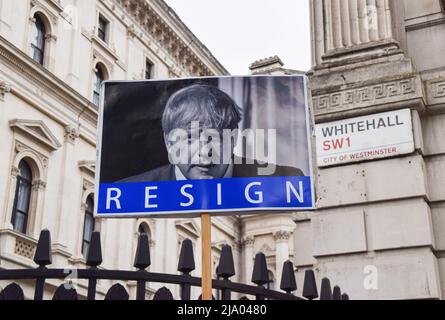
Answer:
[
  {"left": 242, "top": 235, "right": 255, "bottom": 247},
  {"left": 45, "top": 33, "right": 57, "bottom": 42},
  {"left": 32, "top": 179, "right": 46, "bottom": 191},
  {"left": 273, "top": 230, "right": 291, "bottom": 242},
  {"left": 64, "top": 124, "right": 80, "bottom": 144},
  {"left": 127, "top": 24, "right": 137, "bottom": 38},
  {"left": 82, "top": 179, "right": 94, "bottom": 191},
  {"left": 11, "top": 166, "right": 20, "bottom": 177},
  {"left": 0, "top": 81, "right": 11, "bottom": 101}
]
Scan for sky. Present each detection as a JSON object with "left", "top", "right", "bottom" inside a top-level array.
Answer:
[{"left": 164, "top": 0, "right": 311, "bottom": 75}]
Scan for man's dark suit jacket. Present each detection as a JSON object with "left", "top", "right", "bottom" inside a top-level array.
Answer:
[{"left": 119, "top": 158, "right": 304, "bottom": 182}]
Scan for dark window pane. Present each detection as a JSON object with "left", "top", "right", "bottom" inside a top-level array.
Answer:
[
  {"left": 12, "top": 160, "right": 32, "bottom": 234},
  {"left": 16, "top": 181, "right": 31, "bottom": 212},
  {"left": 93, "top": 68, "right": 104, "bottom": 105},
  {"left": 84, "top": 215, "right": 93, "bottom": 240},
  {"left": 82, "top": 195, "right": 95, "bottom": 257},
  {"left": 145, "top": 60, "right": 153, "bottom": 79},
  {"left": 13, "top": 212, "right": 26, "bottom": 234},
  {"left": 31, "top": 17, "right": 45, "bottom": 65},
  {"left": 98, "top": 16, "right": 107, "bottom": 42},
  {"left": 19, "top": 161, "right": 32, "bottom": 181},
  {"left": 86, "top": 195, "right": 94, "bottom": 214}
]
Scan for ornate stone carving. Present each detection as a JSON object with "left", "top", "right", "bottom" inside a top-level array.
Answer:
[
  {"left": 13, "top": 141, "right": 49, "bottom": 170},
  {"left": 426, "top": 80, "right": 445, "bottom": 106},
  {"left": 64, "top": 124, "right": 80, "bottom": 144},
  {"left": 30, "top": 0, "right": 60, "bottom": 26},
  {"left": 32, "top": 179, "right": 46, "bottom": 191},
  {"left": 433, "top": 81, "right": 445, "bottom": 98},
  {"left": 10, "top": 119, "right": 61, "bottom": 151},
  {"left": 11, "top": 166, "right": 20, "bottom": 177},
  {"left": 273, "top": 231, "right": 291, "bottom": 242},
  {"left": 115, "top": 0, "right": 223, "bottom": 76},
  {"left": 82, "top": 179, "right": 94, "bottom": 191},
  {"left": 15, "top": 237, "right": 36, "bottom": 259},
  {"left": 127, "top": 24, "right": 137, "bottom": 38},
  {"left": 0, "top": 81, "right": 11, "bottom": 101},
  {"left": 242, "top": 235, "right": 255, "bottom": 247},
  {"left": 312, "top": 77, "right": 419, "bottom": 114}
]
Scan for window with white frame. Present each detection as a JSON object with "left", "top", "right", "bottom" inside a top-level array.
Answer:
[
  {"left": 145, "top": 58, "right": 154, "bottom": 79},
  {"left": 30, "top": 15, "right": 46, "bottom": 65},
  {"left": 11, "top": 160, "right": 33, "bottom": 234},
  {"left": 97, "top": 15, "right": 109, "bottom": 43},
  {"left": 82, "top": 195, "right": 95, "bottom": 258}
]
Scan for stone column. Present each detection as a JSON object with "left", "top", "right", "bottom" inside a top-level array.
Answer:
[
  {"left": 54, "top": 125, "right": 80, "bottom": 248},
  {"left": 274, "top": 231, "right": 291, "bottom": 286},
  {"left": 312, "top": 0, "right": 395, "bottom": 62},
  {"left": 310, "top": 0, "right": 325, "bottom": 66},
  {"left": 242, "top": 236, "right": 255, "bottom": 285},
  {"left": 30, "top": 179, "right": 47, "bottom": 237},
  {"left": 2, "top": 166, "right": 20, "bottom": 229}
]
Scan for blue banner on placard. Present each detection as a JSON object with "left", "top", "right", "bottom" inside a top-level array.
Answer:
[{"left": 96, "top": 176, "right": 313, "bottom": 217}]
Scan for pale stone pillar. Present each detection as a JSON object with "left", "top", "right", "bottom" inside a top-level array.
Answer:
[
  {"left": 349, "top": 0, "right": 360, "bottom": 45},
  {"left": 310, "top": 0, "right": 325, "bottom": 66},
  {"left": 30, "top": 179, "right": 46, "bottom": 237},
  {"left": 340, "top": 0, "right": 352, "bottom": 47},
  {"left": 313, "top": 0, "right": 395, "bottom": 58},
  {"left": 274, "top": 231, "right": 291, "bottom": 286},
  {"left": 323, "top": 0, "right": 334, "bottom": 51},
  {"left": 242, "top": 236, "right": 255, "bottom": 284},
  {"left": 2, "top": 166, "right": 19, "bottom": 229},
  {"left": 331, "top": 0, "right": 343, "bottom": 49},
  {"left": 358, "top": 0, "right": 370, "bottom": 43},
  {"left": 54, "top": 125, "right": 80, "bottom": 248}
]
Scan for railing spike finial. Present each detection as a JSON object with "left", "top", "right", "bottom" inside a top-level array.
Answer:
[
  {"left": 134, "top": 233, "right": 151, "bottom": 269},
  {"left": 86, "top": 231, "right": 102, "bottom": 267},
  {"left": 280, "top": 260, "right": 297, "bottom": 294},
  {"left": 251, "top": 252, "right": 268, "bottom": 286},
  {"left": 302, "top": 270, "right": 319, "bottom": 300},
  {"left": 217, "top": 245, "right": 235, "bottom": 279},
  {"left": 34, "top": 229, "right": 52, "bottom": 266},
  {"left": 320, "top": 277, "right": 333, "bottom": 300},
  {"left": 177, "top": 239, "right": 195, "bottom": 273},
  {"left": 333, "top": 285, "right": 342, "bottom": 300}
]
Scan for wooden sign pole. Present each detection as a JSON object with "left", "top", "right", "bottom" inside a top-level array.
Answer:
[{"left": 201, "top": 213, "right": 212, "bottom": 300}]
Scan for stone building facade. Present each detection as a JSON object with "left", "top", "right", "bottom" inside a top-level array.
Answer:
[
  {"left": 0, "top": 0, "right": 297, "bottom": 300},
  {"left": 297, "top": 0, "right": 445, "bottom": 299}
]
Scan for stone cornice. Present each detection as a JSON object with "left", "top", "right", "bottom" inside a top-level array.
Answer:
[
  {"left": 0, "top": 36, "right": 98, "bottom": 127},
  {"left": 115, "top": 0, "right": 228, "bottom": 76},
  {"left": 312, "top": 73, "right": 425, "bottom": 121}
]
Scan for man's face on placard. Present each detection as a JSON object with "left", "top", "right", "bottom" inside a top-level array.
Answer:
[
  {"left": 162, "top": 84, "right": 242, "bottom": 179},
  {"left": 165, "top": 122, "right": 238, "bottom": 180}
]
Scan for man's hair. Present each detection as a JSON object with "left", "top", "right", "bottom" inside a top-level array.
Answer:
[{"left": 162, "top": 84, "right": 242, "bottom": 133}]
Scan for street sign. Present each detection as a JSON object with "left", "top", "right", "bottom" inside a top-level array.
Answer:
[{"left": 315, "top": 109, "right": 414, "bottom": 167}]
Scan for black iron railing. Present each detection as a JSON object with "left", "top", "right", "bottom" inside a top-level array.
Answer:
[{"left": 0, "top": 229, "right": 349, "bottom": 300}]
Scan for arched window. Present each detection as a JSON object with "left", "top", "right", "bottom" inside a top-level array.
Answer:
[
  {"left": 11, "top": 160, "right": 33, "bottom": 233},
  {"left": 82, "top": 195, "right": 95, "bottom": 257},
  {"left": 93, "top": 65, "right": 105, "bottom": 105},
  {"left": 31, "top": 15, "right": 46, "bottom": 65},
  {"left": 265, "top": 270, "right": 274, "bottom": 290}
]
